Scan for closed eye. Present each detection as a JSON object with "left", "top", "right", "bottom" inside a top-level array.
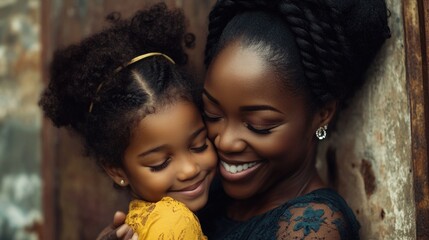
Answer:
[
  {"left": 244, "top": 123, "right": 279, "bottom": 135},
  {"left": 149, "top": 158, "right": 171, "bottom": 172},
  {"left": 190, "top": 143, "right": 208, "bottom": 153},
  {"left": 202, "top": 111, "right": 221, "bottom": 122}
]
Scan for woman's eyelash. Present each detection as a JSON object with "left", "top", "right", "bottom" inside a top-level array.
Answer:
[
  {"left": 191, "top": 143, "right": 208, "bottom": 153},
  {"left": 202, "top": 112, "right": 221, "bottom": 121},
  {"left": 244, "top": 123, "right": 276, "bottom": 135},
  {"left": 150, "top": 158, "right": 171, "bottom": 172}
]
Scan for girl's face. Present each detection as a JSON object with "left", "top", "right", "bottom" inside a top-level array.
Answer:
[
  {"left": 109, "top": 101, "right": 217, "bottom": 211},
  {"left": 203, "top": 42, "right": 322, "bottom": 200}
]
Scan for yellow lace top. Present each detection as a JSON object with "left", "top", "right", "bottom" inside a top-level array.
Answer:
[{"left": 125, "top": 196, "right": 207, "bottom": 240}]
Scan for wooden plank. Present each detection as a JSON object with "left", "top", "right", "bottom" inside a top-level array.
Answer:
[
  {"left": 403, "top": 0, "right": 429, "bottom": 238},
  {"left": 40, "top": 0, "right": 59, "bottom": 239}
]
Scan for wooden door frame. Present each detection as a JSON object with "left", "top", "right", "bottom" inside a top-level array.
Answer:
[{"left": 403, "top": 0, "right": 429, "bottom": 238}]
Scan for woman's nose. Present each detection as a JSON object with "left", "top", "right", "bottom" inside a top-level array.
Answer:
[
  {"left": 177, "top": 155, "right": 200, "bottom": 181},
  {"left": 215, "top": 123, "right": 246, "bottom": 154}
]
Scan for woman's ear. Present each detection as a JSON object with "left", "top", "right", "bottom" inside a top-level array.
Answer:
[
  {"left": 103, "top": 165, "right": 129, "bottom": 187},
  {"left": 313, "top": 100, "right": 337, "bottom": 129},
  {"left": 320, "top": 100, "right": 337, "bottom": 126}
]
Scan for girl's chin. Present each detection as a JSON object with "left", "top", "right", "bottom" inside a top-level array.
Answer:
[{"left": 184, "top": 196, "right": 208, "bottom": 212}]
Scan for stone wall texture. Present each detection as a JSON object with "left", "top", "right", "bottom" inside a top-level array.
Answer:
[
  {"left": 317, "top": 0, "right": 415, "bottom": 239},
  {"left": 0, "top": 0, "right": 42, "bottom": 239}
]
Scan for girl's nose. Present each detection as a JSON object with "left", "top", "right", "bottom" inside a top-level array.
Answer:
[{"left": 177, "top": 155, "right": 200, "bottom": 181}]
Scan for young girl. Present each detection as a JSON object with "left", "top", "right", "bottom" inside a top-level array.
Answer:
[{"left": 39, "top": 3, "right": 216, "bottom": 240}]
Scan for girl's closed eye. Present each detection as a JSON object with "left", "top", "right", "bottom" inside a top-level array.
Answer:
[
  {"left": 149, "top": 157, "right": 171, "bottom": 172},
  {"left": 190, "top": 140, "right": 209, "bottom": 153}
]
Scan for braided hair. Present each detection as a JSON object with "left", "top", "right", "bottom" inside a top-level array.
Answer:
[
  {"left": 39, "top": 3, "right": 197, "bottom": 168},
  {"left": 205, "top": 0, "right": 390, "bottom": 108}
]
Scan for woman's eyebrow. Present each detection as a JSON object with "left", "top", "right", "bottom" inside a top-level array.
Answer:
[
  {"left": 239, "top": 105, "right": 283, "bottom": 113},
  {"left": 203, "top": 89, "right": 219, "bottom": 105}
]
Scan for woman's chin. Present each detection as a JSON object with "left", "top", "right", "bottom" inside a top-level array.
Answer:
[{"left": 221, "top": 183, "right": 257, "bottom": 200}]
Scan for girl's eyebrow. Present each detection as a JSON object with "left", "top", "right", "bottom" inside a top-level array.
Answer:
[
  {"left": 138, "top": 145, "right": 168, "bottom": 158},
  {"left": 138, "top": 126, "right": 206, "bottom": 158},
  {"left": 203, "top": 89, "right": 219, "bottom": 105},
  {"left": 190, "top": 126, "right": 206, "bottom": 140}
]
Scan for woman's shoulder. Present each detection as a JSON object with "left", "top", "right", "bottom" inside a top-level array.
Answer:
[{"left": 277, "top": 188, "right": 360, "bottom": 240}]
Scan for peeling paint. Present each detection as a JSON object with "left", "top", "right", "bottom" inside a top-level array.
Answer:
[{"left": 361, "top": 159, "right": 376, "bottom": 197}]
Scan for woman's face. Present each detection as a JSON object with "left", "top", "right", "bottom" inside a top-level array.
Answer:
[
  {"left": 203, "top": 42, "right": 321, "bottom": 200},
  {"left": 111, "top": 101, "right": 217, "bottom": 211}
]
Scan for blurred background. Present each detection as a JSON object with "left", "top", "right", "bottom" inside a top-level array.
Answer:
[{"left": 0, "top": 0, "right": 427, "bottom": 239}]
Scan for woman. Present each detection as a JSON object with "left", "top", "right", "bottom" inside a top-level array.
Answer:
[{"left": 100, "top": 0, "right": 390, "bottom": 239}]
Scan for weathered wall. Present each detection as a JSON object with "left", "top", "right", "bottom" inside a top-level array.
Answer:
[
  {"left": 0, "top": 0, "right": 42, "bottom": 239},
  {"left": 317, "top": 0, "right": 415, "bottom": 239}
]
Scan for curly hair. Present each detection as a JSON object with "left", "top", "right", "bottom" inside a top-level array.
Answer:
[
  {"left": 39, "top": 3, "right": 197, "bottom": 168},
  {"left": 205, "top": 0, "right": 391, "bottom": 108}
]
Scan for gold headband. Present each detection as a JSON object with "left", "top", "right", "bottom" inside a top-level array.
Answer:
[
  {"left": 114, "top": 52, "right": 176, "bottom": 73},
  {"left": 88, "top": 52, "right": 175, "bottom": 113}
]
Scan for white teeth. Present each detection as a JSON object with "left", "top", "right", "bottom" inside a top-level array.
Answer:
[{"left": 221, "top": 161, "right": 257, "bottom": 174}]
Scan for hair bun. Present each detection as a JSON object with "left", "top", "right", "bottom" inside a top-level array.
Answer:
[{"left": 328, "top": 0, "right": 391, "bottom": 72}]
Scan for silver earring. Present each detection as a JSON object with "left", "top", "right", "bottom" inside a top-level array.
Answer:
[
  {"left": 316, "top": 125, "right": 328, "bottom": 140},
  {"left": 120, "top": 179, "right": 125, "bottom": 185}
]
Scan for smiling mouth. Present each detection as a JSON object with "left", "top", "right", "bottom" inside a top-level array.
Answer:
[
  {"left": 171, "top": 179, "right": 204, "bottom": 192},
  {"left": 220, "top": 161, "right": 259, "bottom": 174}
]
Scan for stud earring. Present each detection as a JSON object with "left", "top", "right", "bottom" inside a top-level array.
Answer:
[
  {"left": 120, "top": 179, "right": 125, "bottom": 185},
  {"left": 316, "top": 125, "right": 328, "bottom": 140}
]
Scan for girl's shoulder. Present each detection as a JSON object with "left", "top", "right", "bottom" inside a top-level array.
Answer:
[
  {"left": 126, "top": 197, "right": 206, "bottom": 240},
  {"left": 127, "top": 196, "right": 194, "bottom": 222},
  {"left": 277, "top": 188, "right": 360, "bottom": 240}
]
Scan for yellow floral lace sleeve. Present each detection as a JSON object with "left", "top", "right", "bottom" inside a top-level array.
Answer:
[{"left": 125, "top": 197, "right": 207, "bottom": 240}]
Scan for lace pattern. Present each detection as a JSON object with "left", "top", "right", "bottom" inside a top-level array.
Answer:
[
  {"left": 125, "top": 197, "right": 207, "bottom": 240},
  {"left": 199, "top": 188, "right": 360, "bottom": 240}
]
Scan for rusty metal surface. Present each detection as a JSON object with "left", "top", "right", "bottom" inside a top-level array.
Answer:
[{"left": 404, "top": 0, "right": 429, "bottom": 238}]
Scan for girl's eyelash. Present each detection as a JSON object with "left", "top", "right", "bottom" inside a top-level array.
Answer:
[
  {"left": 191, "top": 143, "right": 208, "bottom": 153},
  {"left": 150, "top": 158, "right": 171, "bottom": 172},
  {"left": 244, "top": 123, "right": 277, "bottom": 135}
]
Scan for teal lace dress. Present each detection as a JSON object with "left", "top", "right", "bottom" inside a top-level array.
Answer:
[{"left": 198, "top": 186, "right": 360, "bottom": 240}]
